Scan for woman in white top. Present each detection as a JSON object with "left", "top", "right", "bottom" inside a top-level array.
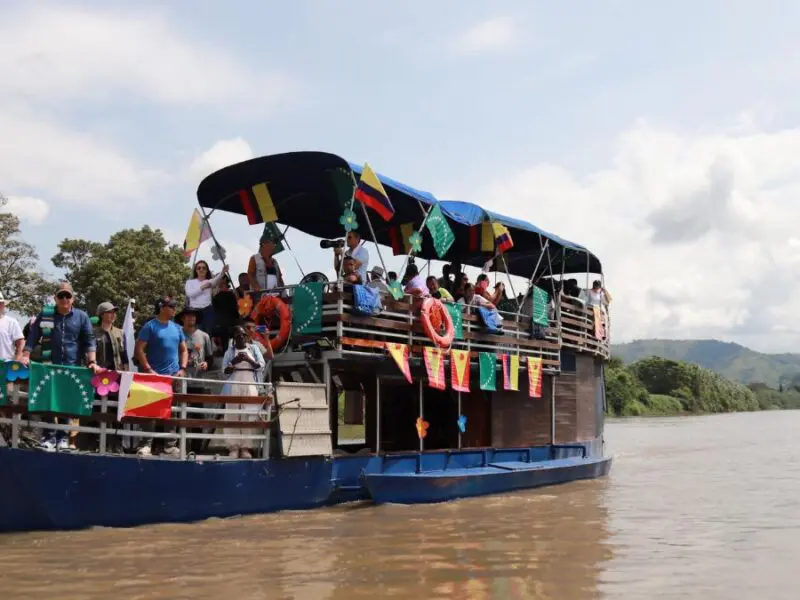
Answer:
[
  {"left": 586, "top": 280, "right": 612, "bottom": 308},
  {"left": 185, "top": 260, "right": 229, "bottom": 333},
  {"left": 247, "top": 236, "right": 285, "bottom": 299}
]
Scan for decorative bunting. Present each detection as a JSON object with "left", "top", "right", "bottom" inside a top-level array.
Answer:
[
  {"left": 408, "top": 231, "right": 423, "bottom": 254},
  {"left": 423, "top": 347, "right": 446, "bottom": 390},
  {"left": 339, "top": 208, "right": 358, "bottom": 232},
  {"left": 527, "top": 356, "right": 543, "bottom": 398},
  {"left": 416, "top": 416, "right": 430, "bottom": 440},
  {"left": 182, "top": 208, "right": 211, "bottom": 258},
  {"left": 387, "top": 280, "right": 405, "bottom": 301},
  {"left": 480, "top": 221, "right": 494, "bottom": 252},
  {"left": 385, "top": 342, "right": 412, "bottom": 383},
  {"left": 445, "top": 303, "right": 463, "bottom": 339},
  {"left": 424, "top": 205, "right": 455, "bottom": 258},
  {"left": 28, "top": 363, "right": 95, "bottom": 416},
  {"left": 5, "top": 361, "right": 29, "bottom": 382},
  {"left": 457, "top": 414, "right": 467, "bottom": 433},
  {"left": 450, "top": 349, "right": 470, "bottom": 392},
  {"left": 260, "top": 223, "right": 285, "bottom": 254},
  {"left": 501, "top": 354, "right": 520, "bottom": 391},
  {"left": 479, "top": 352, "right": 496, "bottom": 391}
]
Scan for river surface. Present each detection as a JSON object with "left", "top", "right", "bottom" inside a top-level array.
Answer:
[{"left": 2, "top": 411, "right": 799, "bottom": 599}]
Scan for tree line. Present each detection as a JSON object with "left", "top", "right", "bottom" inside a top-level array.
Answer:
[
  {"left": 1, "top": 194, "right": 189, "bottom": 327},
  {"left": 605, "top": 356, "right": 800, "bottom": 416}
]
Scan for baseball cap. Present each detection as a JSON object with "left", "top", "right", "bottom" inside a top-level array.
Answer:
[
  {"left": 96, "top": 301, "right": 117, "bottom": 316},
  {"left": 55, "top": 282, "right": 74, "bottom": 297}
]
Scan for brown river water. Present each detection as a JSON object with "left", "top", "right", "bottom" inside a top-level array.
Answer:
[{"left": 2, "top": 410, "right": 799, "bottom": 599}]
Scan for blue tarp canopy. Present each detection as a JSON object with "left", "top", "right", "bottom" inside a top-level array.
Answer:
[
  {"left": 438, "top": 200, "right": 602, "bottom": 275},
  {"left": 196, "top": 151, "right": 602, "bottom": 275}
]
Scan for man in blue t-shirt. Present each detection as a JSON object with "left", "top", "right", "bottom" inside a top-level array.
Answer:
[{"left": 134, "top": 296, "right": 188, "bottom": 457}]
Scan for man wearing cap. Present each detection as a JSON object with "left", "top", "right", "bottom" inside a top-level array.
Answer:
[
  {"left": 22, "top": 282, "right": 101, "bottom": 451},
  {"left": 0, "top": 292, "right": 24, "bottom": 361},
  {"left": 366, "top": 265, "right": 389, "bottom": 296},
  {"left": 93, "top": 302, "right": 127, "bottom": 372},
  {"left": 175, "top": 306, "right": 214, "bottom": 383},
  {"left": 134, "top": 296, "right": 188, "bottom": 457}
]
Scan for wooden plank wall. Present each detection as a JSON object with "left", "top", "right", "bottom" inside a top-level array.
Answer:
[
  {"left": 491, "top": 375, "right": 553, "bottom": 447},
  {"left": 555, "top": 355, "right": 598, "bottom": 442}
]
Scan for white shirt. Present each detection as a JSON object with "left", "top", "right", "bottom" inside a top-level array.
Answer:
[
  {"left": 585, "top": 288, "right": 607, "bottom": 307},
  {"left": 404, "top": 274, "right": 430, "bottom": 297},
  {"left": 0, "top": 314, "right": 24, "bottom": 361},
  {"left": 346, "top": 245, "right": 369, "bottom": 282},
  {"left": 185, "top": 271, "right": 225, "bottom": 309}
]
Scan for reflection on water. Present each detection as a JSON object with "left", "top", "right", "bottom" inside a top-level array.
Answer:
[{"left": 2, "top": 411, "right": 800, "bottom": 599}]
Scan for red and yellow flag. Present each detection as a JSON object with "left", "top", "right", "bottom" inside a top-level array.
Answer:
[
  {"left": 116, "top": 372, "right": 174, "bottom": 420},
  {"left": 386, "top": 342, "right": 412, "bottom": 383},
  {"left": 527, "top": 356, "right": 543, "bottom": 398},
  {"left": 239, "top": 182, "right": 278, "bottom": 225},
  {"left": 424, "top": 347, "right": 446, "bottom": 390},
  {"left": 450, "top": 349, "right": 470, "bottom": 392},
  {"left": 501, "top": 354, "right": 520, "bottom": 391}
]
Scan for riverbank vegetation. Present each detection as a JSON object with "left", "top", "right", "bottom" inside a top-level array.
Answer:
[{"left": 605, "top": 356, "right": 800, "bottom": 416}]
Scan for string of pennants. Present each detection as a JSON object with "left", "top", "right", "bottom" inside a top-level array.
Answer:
[{"left": 384, "top": 343, "right": 543, "bottom": 398}]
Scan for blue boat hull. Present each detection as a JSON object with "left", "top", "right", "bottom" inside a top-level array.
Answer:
[{"left": 0, "top": 448, "right": 332, "bottom": 533}]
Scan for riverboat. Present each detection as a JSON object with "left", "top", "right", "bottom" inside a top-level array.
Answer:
[{"left": 0, "top": 151, "right": 611, "bottom": 532}]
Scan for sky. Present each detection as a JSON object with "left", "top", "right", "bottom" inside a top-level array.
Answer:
[{"left": 3, "top": 0, "right": 800, "bottom": 353}]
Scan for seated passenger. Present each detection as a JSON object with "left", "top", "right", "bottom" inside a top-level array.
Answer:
[
  {"left": 248, "top": 234, "right": 285, "bottom": 298},
  {"left": 437, "top": 264, "right": 453, "bottom": 293},
  {"left": 403, "top": 264, "right": 429, "bottom": 299},
  {"left": 458, "top": 283, "right": 503, "bottom": 328},
  {"left": 387, "top": 271, "right": 398, "bottom": 283},
  {"left": 341, "top": 256, "right": 363, "bottom": 285},
  {"left": 334, "top": 230, "right": 369, "bottom": 282},
  {"left": 366, "top": 266, "right": 390, "bottom": 295},
  {"left": 453, "top": 273, "right": 469, "bottom": 301},
  {"left": 426, "top": 275, "right": 453, "bottom": 302}
]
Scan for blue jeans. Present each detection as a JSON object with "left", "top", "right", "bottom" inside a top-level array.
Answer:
[
  {"left": 42, "top": 418, "right": 67, "bottom": 442},
  {"left": 200, "top": 305, "right": 216, "bottom": 334}
]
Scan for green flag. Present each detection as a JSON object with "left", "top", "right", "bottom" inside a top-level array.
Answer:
[
  {"left": 292, "top": 281, "right": 324, "bottom": 335},
  {"left": 0, "top": 360, "right": 7, "bottom": 406},
  {"left": 532, "top": 286, "right": 550, "bottom": 326},
  {"left": 424, "top": 205, "right": 454, "bottom": 258},
  {"left": 28, "top": 363, "right": 95, "bottom": 416},
  {"left": 388, "top": 280, "right": 405, "bottom": 301},
  {"left": 445, "top": 303, "right": 463, "bottom": 340},
  {"left": 479, "top": 352, "right": 496, "bottom": 391},
  {"left": 260, "top": 222, "right": 285, "bottom": 254}
]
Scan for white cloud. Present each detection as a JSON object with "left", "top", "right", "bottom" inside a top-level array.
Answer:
[
  {"left": 451, "top": 17, "right": 520, "bottom": 56},
  {"left": 0, "top": 6, "right": 292, "bottom": 111},
  {"left": 2, "top": 195, "right": 50, "bottom": 225},
  {"left": 476, "top": 119, "right": 800, "bottom": 352},
  {"left": 188, "top": 138, "right": 255, "bottom": 182},
  {"left": 0, "top": 105, "right": 166, "bottom": 208}
]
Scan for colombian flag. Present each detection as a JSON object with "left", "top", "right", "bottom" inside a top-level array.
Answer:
[
  {"left": 492, "top": 223, "right": 514, "bottom": 254},
  {"left": 355, "top": 163, "right": 395, "bottom": 221},
  {"left": 117, "top": 372, "right": 174, "bottom": 420},
  {"left": 239, "top": 182, "right": 278, "bottom": 225}
]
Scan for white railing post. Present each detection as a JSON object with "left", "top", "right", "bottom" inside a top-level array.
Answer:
[
  {"left": 99, "top": 395, "right": 108, "bottom": 453},
  {"left": 179, "top": 378, "right": 188, "bottom": 459}
]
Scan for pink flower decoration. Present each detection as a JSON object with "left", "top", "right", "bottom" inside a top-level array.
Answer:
[{"left": 91, "top": 370, "right": 121, "bottom": 396}]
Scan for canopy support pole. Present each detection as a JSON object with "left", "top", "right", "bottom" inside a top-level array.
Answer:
[
  {"left": 358, "top": 202, "right": 389, "bottom": 282},
  {"left": 457, "top": 391, "right": 462, "bottom": 449},
  {"left": 497, "top": 252, "right": 519, "bottom": 310},
  {"left": 198, "top": 206, "right": 231, "bottom": 284},
  {"left": 376, "top": 375, "right": 381, "bottom": 453},
  {"left": 515, "top": 237, "right": 550, "bottom": 318},
  {"left": 419, "top": 379, "right": 424, "bottom": 454},
  {"left": 277, "top": 225, "right": 306, "bottom": 279},
  {"left": 398, "top": 201, "right": 434, "bottom": 279}
]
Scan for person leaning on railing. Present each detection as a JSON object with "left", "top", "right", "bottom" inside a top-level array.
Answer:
[
  {"left": 134, "top": 296, "right": 188, "bottom": 457},
  {"left": 21, "top": 282, "right": 102, "bottom": 452}
]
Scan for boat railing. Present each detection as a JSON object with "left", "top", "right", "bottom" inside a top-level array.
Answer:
[
  {"left": 0, "top": 374, "right": 275, "bottom": 460},
  {"left": 557, "top": 294, "right": 610, "bottom": 358}
]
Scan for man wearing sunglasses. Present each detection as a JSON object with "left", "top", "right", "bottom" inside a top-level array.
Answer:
[{"left": 22, "top": 282, "right": 101, "bottom": 451}]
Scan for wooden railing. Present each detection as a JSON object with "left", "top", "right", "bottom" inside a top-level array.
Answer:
[{"left": 557, "top": 294, "right": 611, "bottom": 359}]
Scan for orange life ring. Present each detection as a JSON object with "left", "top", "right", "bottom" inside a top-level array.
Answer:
[
  {"left": 420, "top": 297, "right": 455, "bottom": 348},
  {"left": 250, "top": 295, "right": 291, "bottom": 352}
]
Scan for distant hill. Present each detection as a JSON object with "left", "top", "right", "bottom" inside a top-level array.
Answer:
[{"left": 611, "top": 339, "right": 800, "bottom": 388}]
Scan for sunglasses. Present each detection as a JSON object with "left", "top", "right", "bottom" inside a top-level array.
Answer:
[
  {"left": 56, "top": 292, "right": 73, "bottom": 300},
  {"left": 196, "top": 266, "right": 208, "bottom": 270}
]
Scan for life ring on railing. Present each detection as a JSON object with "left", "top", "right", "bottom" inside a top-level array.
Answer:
[
  {"left": 250, "top": 295, "right": 291, "bottom": 351},
  {"left": 420, "top": 297, "right": 455, "bottom": 348}
]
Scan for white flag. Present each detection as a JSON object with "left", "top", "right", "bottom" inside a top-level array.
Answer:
[{"left": 122, "top": 299, "right": 136, "bottom": 372}]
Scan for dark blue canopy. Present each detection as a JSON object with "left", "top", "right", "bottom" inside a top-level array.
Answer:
[{"left": 197, "top": 151, "right": 601, "bottom": 275}]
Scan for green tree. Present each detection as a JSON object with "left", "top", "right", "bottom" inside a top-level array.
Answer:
[
  {"left": 52, "top": 226, "right": 191, "bottom": 327},
  {"left": 0, "top": 194, "right": 55, "bottom": 316}
]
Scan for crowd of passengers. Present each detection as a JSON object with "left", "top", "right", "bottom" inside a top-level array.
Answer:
[{"left": 0, "top": 229, "right": 611, "bottom": 457}]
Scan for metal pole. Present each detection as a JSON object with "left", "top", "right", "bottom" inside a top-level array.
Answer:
[
  {"left": 550, "top": 375, "right": 556, "bottom": 444},
  {"left": 277, "top": 226, "right": 306, "bottom": 279},
  {"left": 515, "top": 238, "right": 550, "bottom": 318},
  {"left": 376, "top": 375, "right": 381, "bottom": 453},
  {"left": 419, "top": 378, "right": 424, "bottom": 453},
  {"left": 398, "top": 201, "right": 434, "bottom": 279},
  {"left": 457, "top": 391, "right": 462, "bottom": 449},
  {"left": 358, "top": 201, "right": 389, "bottom": 278}
]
